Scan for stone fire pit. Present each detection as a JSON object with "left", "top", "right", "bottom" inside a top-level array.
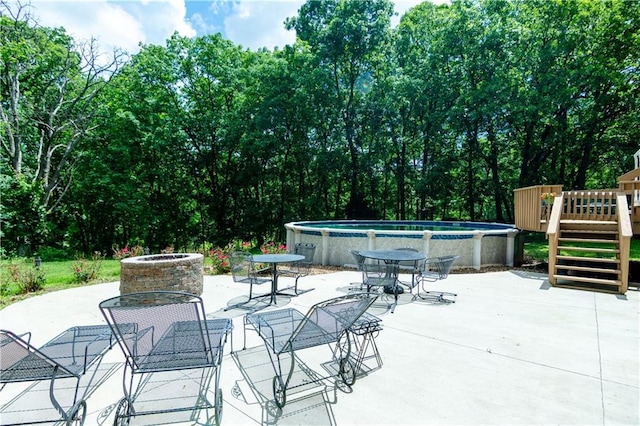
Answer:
[{"left": 120, "top": 253, "right": 203, "bottom": 295}]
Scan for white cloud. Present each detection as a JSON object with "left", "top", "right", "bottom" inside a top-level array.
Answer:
[
  {"left": 222, "top": 0, "right": 450, "bottom": 51},
  {"left": 26, "top": 0, "right": 196, "bottom": 54},
  {"left": 15, "top": 0, "right": 451, "bottom": 57},
  {"left": 223, "top": 1, "right": 302, "bottom": 51}
]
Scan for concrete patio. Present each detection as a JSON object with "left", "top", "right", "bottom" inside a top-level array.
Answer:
[{"left": 1, "top": 269, "right": 638, "bottom": 425}]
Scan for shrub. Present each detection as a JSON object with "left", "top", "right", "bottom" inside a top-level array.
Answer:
[
  {"left": 206, "top": 240, "right": 255, "bottom": 274},
  {"left": 209, "top": 247, "right": 231, "bottom": 274},
  {"left": 112, "top": 245, "right": 144, "bottom": 260},
  {"left": 260, "top": 241, "right": 287, "bottom": 254},
  {"left": 36, "top": 246, "right": 72, "bottom": 261},
  {"left": 5, "top": 260, "right": 46, "bottom": 294},
  {"left": 71, "top": 252, "right": 104, "bottom": 283}
]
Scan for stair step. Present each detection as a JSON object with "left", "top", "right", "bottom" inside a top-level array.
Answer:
[
  {"left": 556, "top": 255, "right": 620, "bottom": 264},
  {"left": 560, "top": 229, "right": 618, "bottom": 235},
  {"left": 553, "top": 274, "right": 621, "bottom": 286},
  {"left": 552, "top": 280, "right": 623, "bottom": 294},
  {"left": 560, "top": 219, "right": 617, "bottom": 224},
  {"left": 555, "top": 264, "right": 621, "bottom": 275},
  {"left": 558, "top": 237, "right": 619, "bottom": 244},
  {"left": 557, "top": 246, "right": 619, "bottom": 254}
]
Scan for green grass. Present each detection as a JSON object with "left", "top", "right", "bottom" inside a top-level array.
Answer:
[
  {"left": 0, "top": 256, "right": 225, "bottom": 309},
  {"left": 522, "top": 232, "right": 640, "bottom": 262},
  {"left": 0, "top": 258, "right": 122, "bottom": 309}
]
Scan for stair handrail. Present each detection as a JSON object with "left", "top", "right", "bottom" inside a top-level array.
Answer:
[
  {"left": 618, "top": 167, "right": 640, "bottom": 183},
  {"left": 617, "top": 192, "right": 632, "bottom": 293},
  {"left": 546, "top": 192, "right": 564, "bottom": 285}
]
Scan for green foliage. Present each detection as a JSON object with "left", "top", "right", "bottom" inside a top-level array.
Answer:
[
  {"left": 112, "top": 245, "right": 145, "bottom": 260},
  {"left": 0, "top": 258, "right": 121, "bottom": 308},
  {"left": 36, "top": 246, "right": 74, "bottom": 261},
  {"left": 1, "top": 0, "right": 638, "bottom": 254},
  {"left": 205, "top": 240, "right": 287, "bottom": 274},
  {"left": 3, "top": 259, "right": 46, "bottom": 295},
  {"left": 0, "top": 175, "right": 48, "bottom": 255},
  {"left": 208, "top": 247, "right": 231, "bottom": 275},
  {"left": 259, "top": 241, "right": 288, "bottom": 254},
  {"left": 70, "top": 252, "right": 104, "bottom": 284}
]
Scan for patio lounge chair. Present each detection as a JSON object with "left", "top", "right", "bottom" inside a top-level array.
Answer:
[
  {"left": 415, "top": 255, "right": 460, "bottom": 303},
  {"left": 243, "top": 292, "right": 378, "bottom": 408},
  {"left": 277, "top": 242, "right": 316, "bottom": 295},
  {"left": 0, "top": 325, "right": 115, "bottom": 425},
  {"left": 99, "top": 291, "right": 232, "bottom": 425}
]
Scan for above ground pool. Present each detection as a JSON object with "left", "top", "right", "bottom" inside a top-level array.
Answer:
[{"left": 284, "top": 220, "right": 519, "bottom": 270}]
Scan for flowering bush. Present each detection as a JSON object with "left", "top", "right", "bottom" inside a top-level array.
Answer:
[
  {"left": 5, "top": 260, "right": 46, "bottom": 294},
  {"left": 260, "top": 241, "right": 287, "bottom": 254},
  {"left": 71, "top": 252, "right": 104, "bottom": 284},
  {"left": 541, "top": 192, "right": 556, "bottom": 205},
  {"left": 209, "top": 247, "right": 231, "bottom": 274},
  {"left": 112, "top": 245, "right": 144, "bottom": 260},
  {"left": 207, "top": 241, "right": 255, "bottom": 274}
]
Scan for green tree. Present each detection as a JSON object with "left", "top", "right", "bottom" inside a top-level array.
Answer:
[
  {"left": 0, "top": 2, "right": 124, "bottom": 253},
  {"left": 286, "top": 0, "right": 394, "bottom": 218}
]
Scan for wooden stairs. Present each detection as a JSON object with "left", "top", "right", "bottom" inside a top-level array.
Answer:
[
  {"left": 546, "top": 191, "right": 631, "bottom": 294},
  {"left": 514, "top": 164, "right": 639, "bottom": 294},
  {"left": 551, "top": 221, "right": 623, "bottom": 293}
]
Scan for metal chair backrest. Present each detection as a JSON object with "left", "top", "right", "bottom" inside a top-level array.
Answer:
[
  {"left": 350, "top": 249, "right": 366, "bottom": 271},
  {"left": 0, "top": 330, "right": 65, "bottom": 382},
  {"left": 436, "top": 255, "right": 459, "bottom": 279},
  {"left": 99, "top": 291, "right": 218, "bottom": 371},
  {"left": 229, "top": 251, "right": 253, "bottom": 283},
  {"left": 1, "top": 326, "right": 113, "bottom": 382},
  {"left": 294, "top": 243, "right": 316, "bottom": 264},
  {"left": 363, "top": 262, "right": 400, "bottom": 282},
  {"left": 286, "top": 293, "right": 377, "bottom": 353},
  {"left": 395, "top": 247, "right": 421, "bottom": 268}
]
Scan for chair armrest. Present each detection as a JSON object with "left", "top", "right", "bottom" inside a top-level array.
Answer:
[{"left": 247, "top": 308, "right": 301, "bottom": 353}]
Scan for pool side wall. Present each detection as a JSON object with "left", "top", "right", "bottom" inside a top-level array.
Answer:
[{"left": 285, "top": 221, "right": 519, "bottom": 270}]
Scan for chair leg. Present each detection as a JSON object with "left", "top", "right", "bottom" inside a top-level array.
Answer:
[{"left": 419, "top": 290, "right": 457, "bottom": 303}]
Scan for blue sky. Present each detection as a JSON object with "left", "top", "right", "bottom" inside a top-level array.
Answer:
[{"left": 21, "top": 1, "right": 442, "bottom": 55}]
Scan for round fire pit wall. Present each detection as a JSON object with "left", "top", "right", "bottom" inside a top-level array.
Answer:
[{"left": 120, "top": 253, "right": 203, "bottom": 295}]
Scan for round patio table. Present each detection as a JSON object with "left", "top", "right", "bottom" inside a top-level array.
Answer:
[
  {"left": 359, "top": 250, "right": 425, "bottom": 294},
  {"left": 251, "top": 254, "right": 304, "bottom": 304}
]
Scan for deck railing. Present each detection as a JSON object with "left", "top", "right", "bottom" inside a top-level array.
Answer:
[
  {"left": 560, "top": 190, "right": 619, "bottom": 221},
  {"left": 617, "top": 193, "right": 632, "bottom": 293},
  {"left": 618, "top": 169, "right": 640, "bottom": 234},
  {"left": 513, "top": 185, "right": 563, "bottom": 232},
  {"left": 618, "top": 168, "right": 640, "bottom": 206}
]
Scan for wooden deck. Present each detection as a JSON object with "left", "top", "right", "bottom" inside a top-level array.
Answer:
[{"left": 513, "top": 171, "right": 638, "bottom": 294}]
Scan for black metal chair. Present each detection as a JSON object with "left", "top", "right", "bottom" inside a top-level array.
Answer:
[
  {"left": 243, "top": 293, "right": 378, "bottom": 408},
  {"left": 347, "top": 249, "right": 367, "bottom": 291},
  {"left": 394, "top": 247, "right": 422, "bottom": 291},
  {"left": 277, "top": 242, "right": 316, "bottom": 295},
  {"left": 362, "top": 262, "right": 401, "bottom": 313},
  {"left": 415, "top": 255, "right": 460, "bottom": 303},
  {"left": 226, "top": 250, "right": 273, "bottom": 310},
  {"left": 0, "top": 325, "right": 115, "bottom": 425},
  {"left": 99, "top": 291, "right": 232, "bottom": 426}
]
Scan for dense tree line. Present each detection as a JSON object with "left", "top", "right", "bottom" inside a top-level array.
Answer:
[{"left": 1, "top": 0, "right": 638, "bottom": 257}]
